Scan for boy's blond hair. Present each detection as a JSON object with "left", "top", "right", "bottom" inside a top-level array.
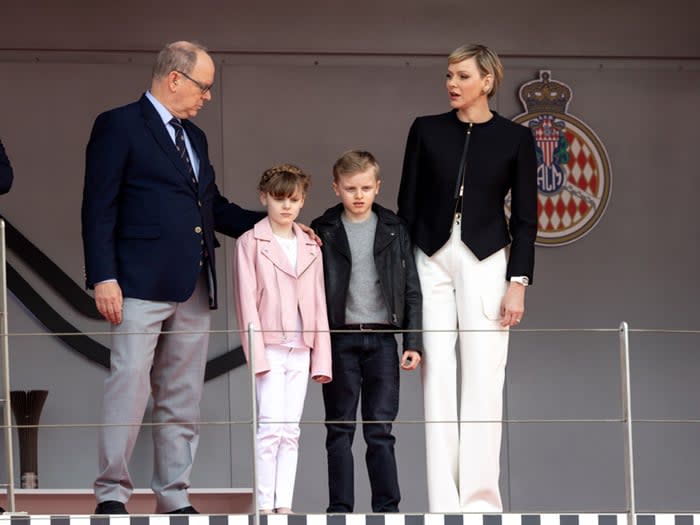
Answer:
[{"left": 332, "top": 150, "right": 380, "bottom": 182}]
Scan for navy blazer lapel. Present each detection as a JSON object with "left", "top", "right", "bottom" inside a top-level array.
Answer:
[{"left": 139, "top": 95, "right": 198, "bottom": 192}]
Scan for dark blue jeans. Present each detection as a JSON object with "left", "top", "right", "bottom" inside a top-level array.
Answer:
[{"left": 323, "top": 332, "right": 401, "bottom": 512}]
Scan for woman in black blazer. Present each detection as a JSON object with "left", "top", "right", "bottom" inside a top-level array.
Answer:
[{"left": 397, "top": 44, "right": 537, "bottom": 512}]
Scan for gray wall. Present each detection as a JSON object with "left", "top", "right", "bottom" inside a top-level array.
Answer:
[{"left": 1, "top": 0, "right": 699, "bottom": 513}]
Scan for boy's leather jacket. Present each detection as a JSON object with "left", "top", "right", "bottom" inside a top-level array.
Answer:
[{"left": 311, "top": 202, "right": 423, "bottom": 354}]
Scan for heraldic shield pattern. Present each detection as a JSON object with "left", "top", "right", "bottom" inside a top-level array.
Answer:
[{"left": 510, "top": 70, "right": 612, "bottom": 246}]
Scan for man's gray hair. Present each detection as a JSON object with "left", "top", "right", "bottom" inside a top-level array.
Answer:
[{"left": 152, "top": 41, "right": 208, "bottom": 80}]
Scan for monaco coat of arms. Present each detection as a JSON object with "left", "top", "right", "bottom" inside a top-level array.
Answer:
[{"left": 511, "top": 70, "right": 612, "bottom": 246}]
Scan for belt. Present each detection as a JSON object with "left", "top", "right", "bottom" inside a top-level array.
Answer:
[{"left": 340, "top": 324, "right": 394, "bottom": 331}]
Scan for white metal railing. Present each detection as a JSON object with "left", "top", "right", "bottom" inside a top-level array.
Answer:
[
  {"left": 242, "top": 324, "right": 700, "bottom": 519},
  {"left": 0, "top": 301, "right": 697, "bottom": 515},
  {"left": 619, "top": 321, "right": 636, "bottom": 525},
  {"left": 247, "top": 324, "right": 260, "bottom": 525},
  {"left": 1, "top": 219, "right": 17, "bottom": 513}
]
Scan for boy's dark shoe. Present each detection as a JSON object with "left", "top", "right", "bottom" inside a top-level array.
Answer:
[
  {"left": 167, "top": 506, "right": 200, "bottom": 514},
  {"left": 95, "top": 500, "right": 128, "bottom": 514}
]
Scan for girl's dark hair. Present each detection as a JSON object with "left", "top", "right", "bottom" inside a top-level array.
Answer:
[{"left": 258, "top": 164, "right": 311, "bottom": 197}]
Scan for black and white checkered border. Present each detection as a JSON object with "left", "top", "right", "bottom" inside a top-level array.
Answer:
[{"left": 0, "top": 515, "right": 696, "bottom": 525}]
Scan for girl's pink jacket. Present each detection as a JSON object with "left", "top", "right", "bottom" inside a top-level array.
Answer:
[{"left": 234, "top": 217, "right": 332, "bottom": 379}]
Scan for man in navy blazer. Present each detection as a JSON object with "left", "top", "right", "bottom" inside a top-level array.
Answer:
[
  {"left": 0, "top": 140, "right": 13, "bottom": 194},
  {"left": 81, "top": 41, "right": 261, "bottom": 515}
]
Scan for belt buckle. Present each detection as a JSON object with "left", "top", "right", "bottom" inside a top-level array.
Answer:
[{"left": 359, "top": 323, "right": 368, "bottom": 331}]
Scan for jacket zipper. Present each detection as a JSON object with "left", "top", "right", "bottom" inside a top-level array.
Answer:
[{"left": 453, "top": 122, "right": 473, "bottom": 225}]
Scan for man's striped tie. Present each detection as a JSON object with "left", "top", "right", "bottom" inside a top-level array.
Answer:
[{"left": 170, "top": 118, "right": 195, "bottom": 179}]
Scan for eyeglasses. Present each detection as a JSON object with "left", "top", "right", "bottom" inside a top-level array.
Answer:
[{"left": 175, "top": 70, "right": 213, "bottom": 94}]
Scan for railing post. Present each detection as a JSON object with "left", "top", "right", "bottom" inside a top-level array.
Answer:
[
  {"left": 247, "top": 323, "right": 259, "bottom": 523},
  {"left": 619, "top": 321, "right": 636, "bottom": 525},
  {"left": 0, "top": 220, "right": 17, "bottom": 512},
  {"left": 1, "top": 220, "right": 17, "bottom": 512}
]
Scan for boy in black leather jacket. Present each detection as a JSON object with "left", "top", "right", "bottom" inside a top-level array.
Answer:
[{"left": 310, "top": 150, "right": 422, "bottom": 513}]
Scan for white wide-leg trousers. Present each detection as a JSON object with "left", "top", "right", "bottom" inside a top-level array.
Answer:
[{"left": 417, "top": 223, "right": 509, "bottom": 513}]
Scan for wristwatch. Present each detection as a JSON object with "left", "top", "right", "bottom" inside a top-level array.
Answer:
[{"left": 510, "top": 276, "right": 529, "bottom": 286}]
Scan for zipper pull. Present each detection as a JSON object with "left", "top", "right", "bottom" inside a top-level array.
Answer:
[{"left": 454, "top": 122, "right": 473, "bottom": 199}]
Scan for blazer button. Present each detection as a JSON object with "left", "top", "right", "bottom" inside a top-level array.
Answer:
[{"left": 194, "top": 226, "right": 202, "bottom": 234}]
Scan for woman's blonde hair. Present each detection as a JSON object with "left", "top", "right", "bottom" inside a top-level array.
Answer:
[
  {"left": 258, "top": 164, "right": 311, "bottom": 197},
  {"left": 448, "top": 44, "right": 503, "bottom": 98}
]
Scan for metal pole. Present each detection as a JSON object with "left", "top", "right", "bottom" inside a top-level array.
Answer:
[
  {"left": 1, "top": 220, "right": 17, "bottom": 512},
  {"left": 247, "top": 323, "right": 259, "bottom": 524},
  {"left": 619, "top": 321, "right": 636, "bottom": 525}
]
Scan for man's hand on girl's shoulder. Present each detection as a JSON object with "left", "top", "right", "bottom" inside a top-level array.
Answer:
[{"left": 297, "top": 223, "right": 322, "bottom": 246}]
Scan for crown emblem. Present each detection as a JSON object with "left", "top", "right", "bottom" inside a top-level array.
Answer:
[{"left": 519, "top": 70, "right": 572, "bottom": 113}]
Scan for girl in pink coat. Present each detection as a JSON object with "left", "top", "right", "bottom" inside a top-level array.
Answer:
[{"left": 234, "top": 164, "right": 332, "bottom": 514}]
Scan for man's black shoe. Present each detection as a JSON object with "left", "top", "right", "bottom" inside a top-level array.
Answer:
[
  {"left": 95, "top": 500, "right": 128, "bottom": 514},
  {"left": 167, "top": 506, "right": 200, "bottom": 514}
]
